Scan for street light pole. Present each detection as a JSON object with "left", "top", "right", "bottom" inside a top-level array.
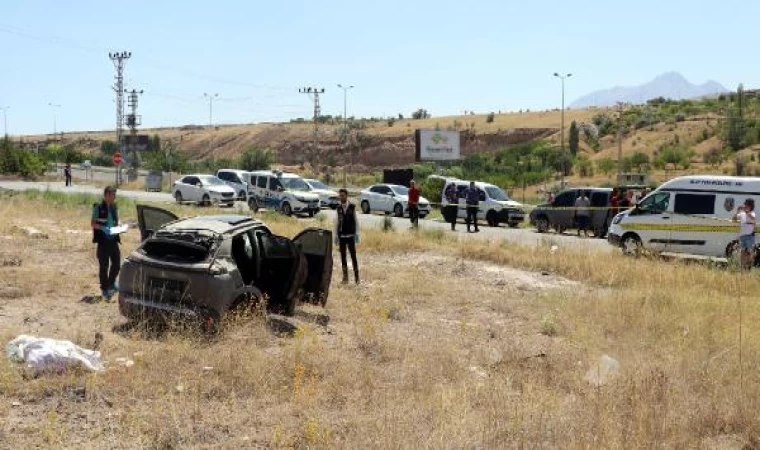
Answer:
[
  {"left": 337, "top": 84, "right": 354, "bottom": 187},
  {"left": 553, "top": 73, "right": 572, "bottom": 189},
  {"left": 0, "top": 106, "right": 8, "bottom": 136},
  {"left": 48, "top": 103, "right": 61, "bottom": 141},
  {"left": 204, "top": 93, "right": 219, "bottom": 128}
]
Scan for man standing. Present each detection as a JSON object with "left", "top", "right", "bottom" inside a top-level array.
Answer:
[
  {"left": 64, "top": 163, "right": 72, "bottom": 187},
  {"left": 408, "top": 180, "right": 421, "bottom": 229},
  {"left": 733, "top": 198, "right": 756, "bottom": 271},
  {"left": 443, "top": 182, "right": 459, "bottom": 231},
  {"left": 574, "top": 191, "right": 591, "bottom": 238},
  {"left": 91, "top": 186, "right": 121, "bottom": 300},
  {"left": 464, "top": 181, "right": 481, "bottom": 233},
  {"left": 334, "top": 188, "right": 360, "bottom": 284}
]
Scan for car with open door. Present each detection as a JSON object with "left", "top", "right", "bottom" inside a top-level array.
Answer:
[{"left": 119, "top": 205, "right": 333, "bottom": 330}]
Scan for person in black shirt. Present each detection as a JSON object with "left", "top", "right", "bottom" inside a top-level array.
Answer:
[
  {"left": 334, "top": 188, "right": 360, "bottom": 284},
  {"left": 91, "top": 186, "right": 121, "bottom": 300}
]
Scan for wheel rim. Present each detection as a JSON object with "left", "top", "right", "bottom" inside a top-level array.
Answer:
[
  {"left": 283, "top": 203, "right": 291, "bottom": 215},
  {"left": 623, "top": 237, "right": 640, "bottom": 256},
  {"left": 536, "top": 218, "right": 548, "bottom": 232},
  {"left": 248, "top": 198, "right": 258, "bottom": 211},
  {"left": 362, "top": 201, "right": 370, "bottom": 213},
  {"left": 203, "top": 195, "right": 210, "bottom": 205},
  {"left": 395, "top": 204, "right": 402, "bottom": 217},
  {"left": 175, "top": 192, "right": 182, "bottom": 202}
]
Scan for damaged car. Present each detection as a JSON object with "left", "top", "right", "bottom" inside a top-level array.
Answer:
[{"left": 117, "top": 206, "right": 333, "bottom": 329}]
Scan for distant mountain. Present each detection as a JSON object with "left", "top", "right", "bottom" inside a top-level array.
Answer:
[{"left": 570, "top": 72, "right": 728, "bottom": 108}]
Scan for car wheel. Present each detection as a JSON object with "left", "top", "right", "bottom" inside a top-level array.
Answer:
[
  {"left": 486, "top": 210, "right": 498, "bottom": 227},
  {"left": 238, "top": 190, "right": 246, "bottom": 200},
  {"left": 394, "top": 203, "right": 404, "bottom": 217},
  {"left": 201, "top": 194, "right": 210, "bottom": 206},
  {"left": 508, "top": 222, "right": 519, "bottom": 228},
  {"left": 174, "top": 191, "right": 183, "bottom": 203},
  {"left": 308, "top": 210, "right": 315, "bottom": 217},
  {"left": 281, "top": 202, "right": 292, "bottom": 216},
  {"left": 535, "top": 216, "right": 549, "bottom": 233},
  {"left": 361, "top": 200, "right": 371, "bottom": 214},
  {"left": 621, "top": 234, "right": 642, "bottom": 257},
  {"left": 248, "top": 197, "right": 259, "bottom": 212}
]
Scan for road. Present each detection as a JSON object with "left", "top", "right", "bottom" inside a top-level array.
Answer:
[{"left": 0, "top": 180, "right": 613, "bottom": 253}]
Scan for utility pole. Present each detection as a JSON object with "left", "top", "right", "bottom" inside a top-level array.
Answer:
[
  {"left": 48, "top": 103, "right": 61, "bottom": 141},
  {"left": 125, "top": 88, "right": 143, "bottom": 179},
  {"left": 204, "top": 93, "right": 219, "bottom": 128},
  {"left": 299, "top": 86, "right": 325, "bottom": 166},
  {"left": 109, "top": 50, "right": 131, "bottom": 186},
  {"left": 553, "top": 72, "right": 572, "bottom": 189},
  {"left": 0, "top": 106, "right": 8, "bottom": 136},
  {"left": 337, "top": 84, "right": 354, "bottom": 186},
  {"left": 616, "top": 101, "right": 625, "bottom": 185}
]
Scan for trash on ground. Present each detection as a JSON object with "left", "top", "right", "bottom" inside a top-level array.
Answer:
[
  {"left": 584, "top": 354, "right": 620, "bottom": 387},
  {"left": 15, "top": 226, "right": 49, "bottom": 240},
  {"left": 5, "top": 335, "right": 104, "bottom": 374},
  {"left": 113, "top": 357, "right": 134, "bottom": 368}
]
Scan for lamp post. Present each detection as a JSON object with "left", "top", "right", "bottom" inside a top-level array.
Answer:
[
  {"left": 0, "top": 106, "right": 8, "bottom": 136},
  {"left": 553, "top": 73, "right": 572, "bottom": 188},
  {"left": 48, "top": 103, "right": 61, "bottom": 141},
  {"left": 337, "top": 84, "right": 354, "bottom": 187},
  {"left": 203, "top": 93, "right": 219, "bottom": 128}
]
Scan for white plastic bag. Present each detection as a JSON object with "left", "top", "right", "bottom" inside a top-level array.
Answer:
[{"left": 5, "top": 335, "right": 104, "bottom": 374}]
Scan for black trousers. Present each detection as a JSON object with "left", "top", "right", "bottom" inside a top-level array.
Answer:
[
  {"left": 65, "top": 175, "right": 72, "bottom": 186},
  {"left": 97, "top": 240, "right": 121, "bottom": 292},
  {"left": 444, "top": 205, "right": 458, "bottom": 230},
  {"left": 409, "top": 205, "right": 419, "bottom": 227},
  {"left": 466, "top": 206, "right": 479, "bottom": 231},
  {"left": 339, "top": 237, "right": 359, "bottom": 281}
]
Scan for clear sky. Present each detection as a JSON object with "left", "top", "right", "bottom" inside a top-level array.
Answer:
[{"left": 1, "top": 0, "right": 757, "bottom": 135}]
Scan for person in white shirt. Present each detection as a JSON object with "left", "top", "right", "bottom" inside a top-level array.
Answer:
[{"left": 733, "top": 198, "right": 757, "bottom": 271}]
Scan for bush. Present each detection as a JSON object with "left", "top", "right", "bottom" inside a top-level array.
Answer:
[
  {"left": 239, "top": 147, "right": 273, "bottom": 171},
  {"left": 486, "top": 112, "right": 495, "bottom": 123},
  {"left": 387, "top": 118, "right": 395, "bottom": 127},
  {"left": 0, "top": 137, "right": 46, "bottom": 179}
]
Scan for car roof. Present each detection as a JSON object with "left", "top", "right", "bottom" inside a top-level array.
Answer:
[
  {"left": 163, "top": 215, "right": 263, "bottom": 235},
  {"left": 185, "top": 174, "right": 219, "bottom": 178},
  {"left": 217, "top": 168, "right": 248, "bottom": 174}
]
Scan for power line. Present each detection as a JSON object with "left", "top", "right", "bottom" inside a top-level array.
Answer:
[{"left": 299, "top": 87, "right": 325, "bottom": 158}]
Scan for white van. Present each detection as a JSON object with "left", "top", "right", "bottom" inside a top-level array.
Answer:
[
  {"left": 608, "top": 175, "right": 759, "bottom": 258},
  {"left": 216, "top": 169, "right": 253, "bottom": 201},
  {"left": 441, "top": 180, "right": 526, "bottom": 227},
  {"left": 248, "top": 170, "right": 321, "bottom": 216}
]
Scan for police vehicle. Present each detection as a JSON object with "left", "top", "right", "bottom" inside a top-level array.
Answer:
[{"left": 248, "top": 170, "right": 321, "bottom": 216}]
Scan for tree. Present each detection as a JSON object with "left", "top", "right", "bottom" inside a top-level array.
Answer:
[
  {"left": 703, "top": 147, "right": 725, "bottom": 167},
  {"left": 723, "top": 84, "right": 746, "bottom": 151},
  {"left": 411, "top": 108, "right": 430, "bottom": 120},
  {"left": 100, "top": 140, "right": 118, "bottom": 156},
  {"left": 238, "top": 147, "right": 273, "bottom": 171},
  {"left": 630, "top": 152, "right": 650, "bottom": 171},
  {"left": 568, "top": 120, "right": 579, "bottom": 157},
  {"left": 596, "top": 157, "right": 616, "bottom": 176},
  {"left": 576, "top": 155, "right": 593, "bottom": 177}
]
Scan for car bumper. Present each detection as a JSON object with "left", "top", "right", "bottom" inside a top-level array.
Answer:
[
  {"left": 321, "top": 199, "right": 340, "bottom": 209},
  {"left": 292, "top": 202, "right": 321, "bottom": 213},
  {"left": 499, "top": 210, "right": 525, "bottom": 224},
  {"left": 407, "top": 205, "right": 432, "bottom": 216},
  {"left": 607, "top": 233, "right": 622, "bottom": 247},
  {"left": 119, "top": 293, "right": 201, "bottom": 320}
]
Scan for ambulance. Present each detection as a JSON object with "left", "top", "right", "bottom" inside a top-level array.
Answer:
[{"left": 607, "top": 175, "right": 759, "bottom": 259}]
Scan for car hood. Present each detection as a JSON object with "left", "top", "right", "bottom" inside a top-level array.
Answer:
[
  {"left": 207, "top": 186, "right": 236, "bottom": 194},
  {"left": 287, "top": 191, "right": 320, "bottom": 200},
  {"left": 497, "top": 200, "right": 524, "bottom": 209},
  {"left": 311, "top": 189, "right": 339, "bottom": 197}
]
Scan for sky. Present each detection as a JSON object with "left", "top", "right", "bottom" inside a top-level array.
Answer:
[{"left": 1, "top": 0, "right": 758, "bottom": 135}]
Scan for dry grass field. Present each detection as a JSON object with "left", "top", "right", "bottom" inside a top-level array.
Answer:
[{"left": 1, "top": 190, "right": 760, "bottom": 448}]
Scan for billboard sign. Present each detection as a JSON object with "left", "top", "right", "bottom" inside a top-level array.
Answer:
[{"left": 415, "top": 129, "right": 461, "bottom": 161}]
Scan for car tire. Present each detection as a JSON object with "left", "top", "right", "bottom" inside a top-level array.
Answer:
[
  {"left": 238, "top": 190, "right": 246, "bottom": 201},
  {"left": 174, "top": 191, "right": 183, "bottom": 203},
  {"left": 248, "top": 197, "right": 259, "bottom": 212},
  {"left": 535, "top": 216, "right": 549, "bottom": 233},
  {"left": 508, "top": 222, "right": 519, "bottom": 228},
  {"left": 361, "top": 200, "right": 371, "bottom": 214},
  {"left": 281, "top": 202, "right": 292, "bottom": 216},
  {"left": 201, "top": 194, "right": 210, "bottom": 206},
  {"left": 486, "top": 210, "right": 498, "bottom": 227},
  {"left": 621, "top": 233, "right": 642, "bottom": 257},
  {"left": 308, "top": 210, "right": 315, "bottom": 217},
  {"left": 394, "top": 203, "right": 404, "bottom": 218}
]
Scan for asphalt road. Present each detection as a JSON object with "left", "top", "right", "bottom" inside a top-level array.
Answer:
[{"left": 0, "top": 180, "right": 613, "bottom": 254}]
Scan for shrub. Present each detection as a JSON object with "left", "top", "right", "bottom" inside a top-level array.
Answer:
[
  {"left": 239, "top": 147, "right": 273, "bottom": 171},
  {"left": 486, "top": 112, "right": 495, "bottom": 123},
  {"left": 386, "top": 118, "right": 395, "bottom": 127}
]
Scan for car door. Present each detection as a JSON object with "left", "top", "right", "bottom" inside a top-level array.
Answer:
[
  {"left": 185, "top": 176, "right": 201, "bottom": 201},
  {"left": 368, "top": 186, "right": 383, "bottom": 212},
  {"left": 551, "top": 190, "right": 577, "bottom": 231},
  {"left": 293, "top": 228, "right": 333, "bottom": 306},
  {"left": 624, "top": 191, "right": 672, "bottom": 252},
  {"left": 256, "top": 231, "right": 301, "bottom": 315},
  {"left": 668, "top": 192, "right": 717, "bottom": 256},
  {"left": 136, "top": 205, "right": 179, "bottom": 241},
  {"left": 589, "top": 191, "right": 610, "bottom": 232}
]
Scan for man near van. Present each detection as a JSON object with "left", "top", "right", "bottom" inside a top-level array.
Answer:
[
  {"left": 574, "top": 191, "right": 591, "bottom": 238},
  {"left": 733, "top": 198, "right": 757, "bottom": 271},
  {"left": 443, "top": 182, "right": 459, "bottom": 231},
  {"left": 91, "top": 186, "right": 121, "bottom": 300},
  {"left": 408, "top": 180, "right": 421, "bottom": 229},
  {"left": 334, "top": 188, "right": 360, "bottom": 284},
  {"left": 465, "top": 181, "right": 481, "bottom": 233}
]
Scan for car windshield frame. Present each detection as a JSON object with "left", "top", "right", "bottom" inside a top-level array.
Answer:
[
  {"left": 391, "top": 186, "right": 409, "bottom": 196},
  {"left": 198, "top": 176, "right": 226, "bottom": 186},
  {"left": 485, "top": 186, "right": 510, "bottom": 201},
  {"left": 306, "top": 180, "right": 329, "bottom": 190}
]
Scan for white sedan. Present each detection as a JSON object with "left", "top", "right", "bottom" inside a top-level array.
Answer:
[
  {"left": 359, "top": 184, "right": 431, "bottom": 218},
  {"left": 172, "top": 174, "right": 236, "bottom": 206}
]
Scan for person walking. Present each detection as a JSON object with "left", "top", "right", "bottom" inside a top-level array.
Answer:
[
  {"left": 334, "top": 188, "right": 360, "bottom": 284},
  {"left": 733, "top": 198, "right": 757, "bottom": 271},
  {"left": 443, "top": 182, "right": 459, "bottom": 231},
  {"left": 464, "top": 181, "right": 481, "bottom": 233},
  {"left": 408, "top": 180, "right": 421, "bottom": 229},
  {"left": 64, "top": 163, "right": 72, "bottom": 187},
  {"left": 574, "top": 191, "right": 591, "bottom": 238},
  {"left": 91, "top": 186, "right": 121, "bottom": 300}
]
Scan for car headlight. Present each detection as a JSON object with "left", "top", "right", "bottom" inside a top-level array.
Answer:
[
  {"left": 295, "top": 196, "right": 308, "bottom": 202},
  {"left": 612, "top": 214, "right": 624, "bottom": 225}
]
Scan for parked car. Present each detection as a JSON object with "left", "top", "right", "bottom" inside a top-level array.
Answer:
[
  {"left": 80, "top": 160, "right": 92, "bottom": 170},
  {"left": 118, "top": 205, "right": 333, "bottom": 329},
  {"left": 248, "top": 170, "right": 321, "bottom": 216},
  {"left": 172, "top": 174, "right": 236, "bottom": 206},
  {"left": 303, "top": 179, "right": 340, "bottom": 209},
  {"left": 440, "top": 180, "right": 525, "bottom": 227},
  {"left": 529, "top": 187, "right": 613, "bottom": 237},
  {"left": 359, "top": 184, "right": 431, "bottom": 218},
  {"left": 216, "top": 169, "right": 254, "bottom": 201}
]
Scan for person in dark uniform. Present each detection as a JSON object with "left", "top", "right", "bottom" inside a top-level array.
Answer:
[
  {"left": 91, "top": 186, "right": 121, "bottom": 300},
  {"left": 443, "top": 182, "right": 459, "bottom": 231},
  {"left": 64, "top": 163, "right": 72, "bottom": 187},
  {"left": 334, "top": 188, "right": 360, "bottom": 284},
  {"left": 464, "top": 181, "right": 481, "bottom": 233}
]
